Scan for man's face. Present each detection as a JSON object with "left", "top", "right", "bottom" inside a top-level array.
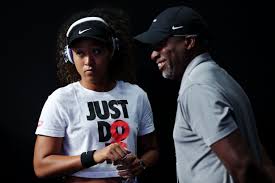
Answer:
[{"left": 150, "top": 36, "right": 189, "bottom": 80}]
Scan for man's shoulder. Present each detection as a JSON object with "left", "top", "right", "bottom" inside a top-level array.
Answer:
[{"left": 186, "top": 61, "right": 225, "bottom": 86}]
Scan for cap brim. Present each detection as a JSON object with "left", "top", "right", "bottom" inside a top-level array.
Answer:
[
  {"left": 134, "top": 30, "right": 169, "bottom": 45},
  {"left": 68, "top": 35, "right": 108, "bottom": 48}
]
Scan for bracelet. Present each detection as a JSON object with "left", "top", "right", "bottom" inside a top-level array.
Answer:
[{"left": 80, "top": 150, "right": 97, "bottom": 168}]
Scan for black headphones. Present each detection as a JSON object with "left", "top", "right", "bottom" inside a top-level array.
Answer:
[{"left": 63, "top": 17, "right": 119, "bottom": 64}]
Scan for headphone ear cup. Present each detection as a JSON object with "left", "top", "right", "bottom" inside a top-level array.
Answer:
[
  {"left": 64, "top": 45, "right": 74, "bottom": 64},
  {"left": 111, "top": 37, "right": 119, "bottom": 57},
  {"left": 114, "top": 37, "right": 119, "bottom": 51}
]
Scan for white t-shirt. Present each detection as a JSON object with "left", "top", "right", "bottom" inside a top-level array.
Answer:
[{"left": 35, "top": 81, "right": 155, "bottom": 178}]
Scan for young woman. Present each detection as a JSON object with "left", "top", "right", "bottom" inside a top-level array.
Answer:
[{"left": 33, "top": 7, "right": 158, "bottom": 183}]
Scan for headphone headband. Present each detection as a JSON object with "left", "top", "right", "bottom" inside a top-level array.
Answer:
[{"left": 66, "top": 17, "right": 109, "bottom": 38}]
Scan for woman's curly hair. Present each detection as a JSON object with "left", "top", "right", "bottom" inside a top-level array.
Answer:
[{"left": 56, "top": 7, "right": 136, "bottom": 86}]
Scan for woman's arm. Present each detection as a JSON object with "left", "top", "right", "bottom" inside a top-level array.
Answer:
[
  {"left": 33, "top": 135, "right": 128, "bottom": 178},
  {"left": 139, "top": 131, "right": 159, "bottom": 168},
  {"left": 33, "top": 135, "right": 82, "bottom": 178}
]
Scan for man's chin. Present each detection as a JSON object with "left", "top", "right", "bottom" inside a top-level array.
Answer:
[{"left": 162, "top": 72, "right": 174, "bottom": 80}]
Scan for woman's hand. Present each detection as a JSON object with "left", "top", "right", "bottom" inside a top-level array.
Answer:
[
  {"left": 93, "top": 143, "right": 129, "bottom": 163},
  {"left": 115, "top": 154, "right": 146, "bottom": 179}
]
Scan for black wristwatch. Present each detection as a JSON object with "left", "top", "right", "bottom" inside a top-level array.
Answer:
[{"left": 139, "top": 159, "right": 147, "bottom": 170}]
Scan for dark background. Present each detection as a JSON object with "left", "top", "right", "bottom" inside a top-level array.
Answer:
[{"left": 3, "top": 0, "right": 275, "bottom": 182}]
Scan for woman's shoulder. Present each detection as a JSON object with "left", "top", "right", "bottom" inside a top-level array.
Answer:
[
  {"left": 48, "top": 82, "right": 77, "bottom": 102},
  {"left": 117, "top": 80, "right": 146, "bottom": 94}
]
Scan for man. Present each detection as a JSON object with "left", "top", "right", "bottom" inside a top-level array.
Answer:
[{"left": 134, "top": 5, "right": 275, "bottom": 183}]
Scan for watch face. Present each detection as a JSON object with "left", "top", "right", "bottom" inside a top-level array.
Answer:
[{"left": 139, "top": 160, "right": 146, "bottom": 170}]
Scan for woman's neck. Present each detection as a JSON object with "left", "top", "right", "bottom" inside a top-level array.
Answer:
[{"left": 80, "top": 79, "right": 116, "bottom": 92}]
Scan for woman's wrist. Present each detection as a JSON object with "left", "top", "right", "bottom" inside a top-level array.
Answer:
[
  {"left": 139, "top": 159, "right": 147, "bottom": 170},
  {"left": 80, "top": 150, "right": 97, "bottom": 168}
]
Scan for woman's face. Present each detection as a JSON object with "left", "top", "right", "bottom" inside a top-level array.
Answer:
[{"left": 71, "top": 38, "right": 113, "bottom": 85}]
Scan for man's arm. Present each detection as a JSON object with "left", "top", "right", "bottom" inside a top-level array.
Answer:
[
  {"left": 211, "top": 129, "right": 273, "bottom": 183},
  {"left": 261, "top": 145, "right": 275, "bottom": 182}
]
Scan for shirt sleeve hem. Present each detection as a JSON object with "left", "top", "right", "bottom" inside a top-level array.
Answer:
[
  {"left": 138, "top": 127, "right": 155, "bottom": 136},
  {"left": 205, "top": 124, "right": 238, "bottom": 146},
  {"left": 35, "top": 128, "right": 65, "bottom": 137}
]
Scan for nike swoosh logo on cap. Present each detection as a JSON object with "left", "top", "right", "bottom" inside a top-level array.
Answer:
[
  {"left": 78, "top": 28, "right": 92, "bottom": 34},
  {"left": 172, "top": 26, "right": 183, "bottom": 30}
]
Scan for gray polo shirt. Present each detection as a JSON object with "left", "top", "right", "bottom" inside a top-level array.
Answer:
[{"left": 173, "top": 53, "right": 262, "bottom": 183}]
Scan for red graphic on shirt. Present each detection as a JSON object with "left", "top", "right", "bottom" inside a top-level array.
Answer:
[{"left": 110, "top": 120, "right": 130, "bottom": 148}]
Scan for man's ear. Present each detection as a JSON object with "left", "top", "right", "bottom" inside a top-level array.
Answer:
[{"left": 185, "top": 36, "right": 196, "bottom": 50}]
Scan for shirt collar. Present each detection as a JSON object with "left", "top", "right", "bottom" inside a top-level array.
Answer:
[
  {"left": 179, "top": 52, "right": 212, "bottom": 95},
  {"left": 183, "top": 52, "right": 212, "bottom": 79}
]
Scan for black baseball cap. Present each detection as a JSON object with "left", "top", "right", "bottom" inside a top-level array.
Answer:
[
  {"left": 134, "top": 6, "right": 209, "bottom": 45},
  {"left": 66, "top": 17, "right": 113, "bottom": 48}
]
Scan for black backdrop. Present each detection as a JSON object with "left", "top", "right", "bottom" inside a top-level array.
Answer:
[{"left": 3, "top": 0, "right": 275, "bottom": 182}]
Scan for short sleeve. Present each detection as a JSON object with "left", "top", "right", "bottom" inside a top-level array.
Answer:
[
  {"left": 35, "top": 92, "right": 67, "bottom": 137},
  {"left": 182, "top": 84, "right": 238, "bottom": 146},
  {"left": 137, "top": 92, "right": 155, "bottom": 136}
]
